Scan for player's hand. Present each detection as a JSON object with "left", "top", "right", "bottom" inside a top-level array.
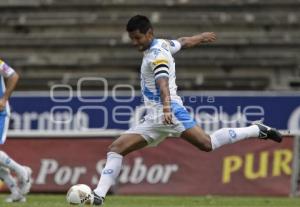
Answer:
[
  {"left": 200, "top": 32, "right": 216, "bottom": 43},
  {"left": 163, "top": 105, "right": 173, "bottom": 125},
  {"left": 163, "top": 112, "right": 173, "bottom": 125},
  {"left": 0, "top": 98, "right": 6, "bottom": 111}
]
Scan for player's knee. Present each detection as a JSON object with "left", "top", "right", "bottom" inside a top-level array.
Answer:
[
  {"left": 200, "top": 135, "right": 213, "bottom": 152},
  {"left": 107, "top": 143, "right": 117, "bottom": 153},
  {"left": 202, "top": 143, "right": 212, "bottom": 152},
  {"left": 192, "top": 139, "right": 212, "bottom": 152},
  {"left": 107, "top": 142, "right": 124, "bottom": 154}
]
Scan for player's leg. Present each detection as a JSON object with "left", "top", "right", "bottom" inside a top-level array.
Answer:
[
  {"left": 0, "top": 167, "right": 25, "bottom": 202},
  {"left": 209, "top": 125, "right": 260, "bottom": 149},
  {"left": 180, "top": 125, "right": 212, "bottom": 151},
  {"left": 0, "top": 115, "right": 26, "bottom": 177},
  {"left": 181, "top": 124, "right": 260, "bottom": 151},
  {"left": 108, "top": 133, "right": 148, "bottom": 156},
  {"left": 0, "top": 151, "right": 32, "bottom": 195},
  {"left": 0, "top": 151, "right": 27, "bottom": 180},
  {"left": 174, "top": 101, "right": 281, "bottom": 150},
  {"left": 0, "top": 115, "right": 32, "bottom": 195},
  {"left": 181, "top": 123, "right": 281, "bottom": 151},
  {"left": 209, "top": 122, "right": 282, "bottom": 149},
  {"left": 171, "top": 102, "right": 212, "bottom": 151},
  {"left": 93, "top": 133, "right": 148, "bottom": 205}
]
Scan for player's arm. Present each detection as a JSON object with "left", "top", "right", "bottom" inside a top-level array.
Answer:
[
  {"left": 3, "top": 72, "right": 19, "bottom": 101},
  {"left": 177, "top": 32, "right": 216, "bottom": 49},
  {"left": 150, "top": 49, "right": 173, "bottom": 124},
  {"left": 0, "top": 64, "right": 19, "bottom": 111},
  {"left": 156, "top": 77, "right": 173, "bottom": 125}
]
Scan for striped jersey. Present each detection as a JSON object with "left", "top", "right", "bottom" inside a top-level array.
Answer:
[
  {"left": 0, "top": 59, "right": 16, "bottom": 115},
  {"left": 140, "top": 39, "right": 183, "bottom": 117}
]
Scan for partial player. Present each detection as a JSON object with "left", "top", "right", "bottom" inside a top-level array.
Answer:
[{"left": 0, "top": 59, "right": 32, "bottom": 202}]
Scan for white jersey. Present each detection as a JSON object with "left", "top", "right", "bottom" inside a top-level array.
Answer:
[
  {"left": 0, "top": 59, "right": 15, "bottom": 144},
  {"left": 125, "top": 39, "right": 196, "bottom": 145},
  {"left": 140, "top": 38, "right": 183, "bottom": 118},
  {"left": 0, "top": 59, "right": 15, "bottom": 116}
]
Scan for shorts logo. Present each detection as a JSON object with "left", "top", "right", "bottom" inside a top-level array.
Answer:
[
  {"left": 228, "top": 129, "right": 237, "bottom": 139},
  {"left": 103, "top": 169, "right": 114, "bottom": 174}
]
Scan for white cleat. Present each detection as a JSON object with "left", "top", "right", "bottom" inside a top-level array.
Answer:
[
  {"left": 5, "top": 192, "right": 26, "bottom": 203},
  {"left": 19, "top": 166, "right": 32, "bottom": 195}
]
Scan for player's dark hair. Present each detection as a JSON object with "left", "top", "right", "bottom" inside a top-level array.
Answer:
[{"left": 126, "top": 15, "right": 152, "bottom": 34}]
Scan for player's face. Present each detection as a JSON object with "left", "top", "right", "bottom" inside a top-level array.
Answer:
[{"left": 128, "top": 29, "right": 153, "bottom": 51}]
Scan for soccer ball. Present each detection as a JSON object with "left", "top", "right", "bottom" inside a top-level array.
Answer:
[{"left": 66, "top": 184, "right": 92, "bottom": 205}]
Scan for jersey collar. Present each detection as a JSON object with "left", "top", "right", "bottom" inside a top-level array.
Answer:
[
  {"left": 149, "top": 38, "right": 158, "bottom": 48},
  {"left": 144, "top": 38, "right": 158, "bottom": 55}
]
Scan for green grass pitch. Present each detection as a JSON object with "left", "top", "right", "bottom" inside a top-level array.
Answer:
[{"left": 0, "top": 194, "right": 299, "bottom": 207}]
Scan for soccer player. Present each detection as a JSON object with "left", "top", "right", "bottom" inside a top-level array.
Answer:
[
  {"left": 91, "top": 15, "right": 282, "bottom": 205},
  {"left": 0, "top": 59, "right": 32, "bottom": 202}
]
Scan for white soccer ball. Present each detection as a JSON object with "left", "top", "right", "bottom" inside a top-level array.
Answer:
[{"left": 66, "top": 184, "right": 92, "bottom": 205}]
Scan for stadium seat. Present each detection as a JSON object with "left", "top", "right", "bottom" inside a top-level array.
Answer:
[{"left": 0, "top": 0, "right": 299, "bottom": 90}]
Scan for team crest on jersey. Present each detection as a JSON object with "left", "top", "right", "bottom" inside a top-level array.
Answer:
[
  {"left": 150, "top": 48, "right": 161, "bottom": 57},
  {"left": 161, "top": 42, "right": 168, "bottom": 51},
  {"left": 167, "top": 40, "right": 175, "bottom": 47}
]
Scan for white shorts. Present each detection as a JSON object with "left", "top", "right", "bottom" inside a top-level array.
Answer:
[{"left": 124, "top": 102, "right": 196, "bottom": 146}]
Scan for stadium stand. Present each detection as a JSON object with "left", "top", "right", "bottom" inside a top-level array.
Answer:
[{"left": 0, "top": 0, "right": 299, "bottom": 90}]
